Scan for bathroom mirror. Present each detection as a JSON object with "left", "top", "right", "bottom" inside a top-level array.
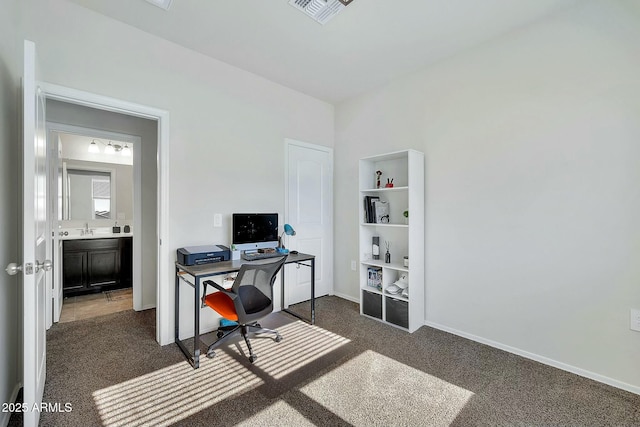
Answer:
[
  {"left": 56, "top": 132, "right": 134, "bottom": 223},
  {"left": 63, "top": 166, "right": 115, "bottom": 220}
]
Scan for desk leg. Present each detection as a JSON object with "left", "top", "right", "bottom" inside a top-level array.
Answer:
[
  {"left": 175, "top": 266, "right": 180, "bottom": 343},
  {"left": 175, "top": 267, "right": 201, "bottom": 369},
  {"left": 193, "top": 276, "right": 201, "bottom": 369},
  {"left": 281, "top": 260, "right": 315, "bottom": 325},
  {"left": 281, "top": 268, "right": 286, "bottom": 312},
  {"left": 311, "top": 257, "right": 315, "bottom": 324}
]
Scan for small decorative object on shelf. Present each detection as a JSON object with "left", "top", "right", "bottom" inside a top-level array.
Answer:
[
  {"left": 373, "top": 200, "right": 389, "bottom": 223},
  {"left": 385, "top": 178, "right": 394, "bottom": 188},
  {"left": 372, "top": 236, "right": 380, "bottom": 260},
  {"left": 376, "top": 170, "right": 382, "bottom": 189},
  {"left": 403, "top": 256, "right": 409, "bottom": 267},
  {"left": 385, "top": 241, "right": 391, "bottom": 263},
  {"left": 403, "top": 210, "right": 408, "bottom": 225}
]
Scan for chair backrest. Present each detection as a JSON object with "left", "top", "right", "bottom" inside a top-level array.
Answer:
[{"left": 232, "top": 256, "right": 287, "bottom": 323}]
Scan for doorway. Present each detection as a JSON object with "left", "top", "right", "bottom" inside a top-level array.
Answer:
[
  {"left": 47, "top": 126, "right": 141, "bottom": 325},
  {"left": 41, "top": 83, "right": 171, "bottom": 346}
]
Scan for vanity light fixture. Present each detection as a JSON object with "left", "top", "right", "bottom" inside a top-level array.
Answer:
[{"left": 87, "top": 138, "right": 132, "bottom": 156}]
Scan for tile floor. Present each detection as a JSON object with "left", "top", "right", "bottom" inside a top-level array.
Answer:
[{"left": 59, "top": 287, "right": 133, "bottom": 323}]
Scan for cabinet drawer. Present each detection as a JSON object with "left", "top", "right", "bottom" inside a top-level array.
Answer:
[
  {"left": 64, "top": 238, "right": 119, "bottom": 251},
  {"left": 385, "top": 297, "right": 408, "bottom": 329},
  {"left": 362, "top": 290, "right": 382, "bottom": 319}
]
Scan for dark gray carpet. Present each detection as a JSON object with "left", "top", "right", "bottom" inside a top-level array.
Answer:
[{"left": 9, "top": 296, "right": 640, "bottom": 426}]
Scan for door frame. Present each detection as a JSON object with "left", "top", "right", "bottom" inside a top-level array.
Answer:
[
  {"left": 283, "top": 138, "right": 334, "bottom": 304},
  {"left": 40, "top": 82, "right": 172, "bottom": 345},
  {"left": 47, "top": 123, "right": 142, "bottom": 317}
]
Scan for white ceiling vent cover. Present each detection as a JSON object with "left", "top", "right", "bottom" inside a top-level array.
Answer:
[
  {"left": 289, "top": 0, "right": 354, "bottom": 25},
  {"left": 145, "top": 0, "right": 172, "bottom": 11}
]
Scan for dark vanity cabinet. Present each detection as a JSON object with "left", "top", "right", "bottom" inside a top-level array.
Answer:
[{"left": 63, "top": 237, "right": 132, "bottom": 296}]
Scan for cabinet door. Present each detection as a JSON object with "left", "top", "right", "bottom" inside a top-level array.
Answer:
[
  {"left": 119, "top": 237, "right": 133, "bottom": 287},
  {"left": 88, "top": 250, "right": 120, "bottom": 287},
  {"left": 62, "top": 251, "right": 86, "bottom": 290}
]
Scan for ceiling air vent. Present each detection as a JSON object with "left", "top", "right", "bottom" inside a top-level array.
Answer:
[
  {"left": 145, "top": 0, "right": 172, "bottom": 11},
  {"left": 289, "top": 0, "right": 354, "bottom": 25}
]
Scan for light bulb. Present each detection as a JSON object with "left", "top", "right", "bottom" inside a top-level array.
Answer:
[
  {"left": 105, "top": 141, "right": 115, "bottom": 154},
  {"left": 88, "top": 140, "right": 100, "bottom": 153},
  {"left": 121, "top": 144, "right": 132, "bottom": 156}
]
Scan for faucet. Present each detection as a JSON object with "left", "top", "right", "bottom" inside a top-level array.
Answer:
[{"left": 77, "top": 223, "right": 93, "bottom": 236}]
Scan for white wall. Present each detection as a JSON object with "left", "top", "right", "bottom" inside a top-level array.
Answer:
[
  {"left": 9, "top": 0, "right": 334, "bottom": 341},
  {"left": 334, "top": 0, "right": 640, "bottom": 391},
  {"left": 0, "top": 0, "right": 21, "bottom": 422}
]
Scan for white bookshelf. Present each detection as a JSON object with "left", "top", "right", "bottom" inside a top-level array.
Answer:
[{"left": 358, "top": 149, "right": 424, "bottom": 332}]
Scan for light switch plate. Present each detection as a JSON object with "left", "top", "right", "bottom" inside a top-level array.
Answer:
[
  {"left": 213, "top": 213, "right": 222, "bottom": 228},
  {"left": 631, "top": 309, "right": 640, "bottom": 332}
]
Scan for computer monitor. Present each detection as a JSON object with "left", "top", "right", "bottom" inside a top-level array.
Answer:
[{"left": 232, "top": 213, "right": 279, "bottom": 251}]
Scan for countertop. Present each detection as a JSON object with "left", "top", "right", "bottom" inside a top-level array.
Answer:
[{"left": 57, "top": 228, "right": 133, "bottom": 240}]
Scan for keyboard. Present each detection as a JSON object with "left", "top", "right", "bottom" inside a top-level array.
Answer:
[{"left": 241, "top": 252, "right": 282, "bottom": 261}]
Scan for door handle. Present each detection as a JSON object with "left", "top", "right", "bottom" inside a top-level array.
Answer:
[
  {"left": 5, "top": 263, "right": 23, "bottom": 275},
  {"left": 35, "top": 259, "right": 52, "bottom": 273}
]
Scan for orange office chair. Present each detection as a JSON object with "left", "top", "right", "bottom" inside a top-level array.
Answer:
[{"left": 202, "top": 256, "right": 286, "bottom": 363}]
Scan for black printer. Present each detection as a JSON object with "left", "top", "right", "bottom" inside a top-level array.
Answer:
[{"left": 176, "top": 245, "right": 230, "bottom": 266}]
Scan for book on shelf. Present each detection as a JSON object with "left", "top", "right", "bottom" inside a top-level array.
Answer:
[
  {"left": 363, "top": 196, "right": 379, "bottom": 223},
  {"left": 367, "top": 266, "right": 382, "bottom": 290},
  {"left": 373, "top": 200, "right": 389, "bottom": 224}
]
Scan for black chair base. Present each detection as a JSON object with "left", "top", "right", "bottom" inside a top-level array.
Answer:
[{"left": 206, "top": 322, "right": 282, "bottom": 363}]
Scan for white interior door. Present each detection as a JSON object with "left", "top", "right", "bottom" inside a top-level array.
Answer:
[
  {"left": 285, "top": 140, "right": 333, "bottom": 305},
  {"left": 22, "top": 39, "right": 49, "bottom": 427}
]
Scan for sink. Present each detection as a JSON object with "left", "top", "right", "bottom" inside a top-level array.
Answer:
[{"left": 93, "top": 227, "right": 112, "bottom": 235}]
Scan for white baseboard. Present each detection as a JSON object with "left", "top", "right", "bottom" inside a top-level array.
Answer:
[
  {"left": 425, "top": 320, "right": 640, "bottom": 396},
  {"left": 0, "top": 382, "right": 22, "bottom": 427},
  {"left": 333, "top": 292, "right": 358, "bottom": 303}
]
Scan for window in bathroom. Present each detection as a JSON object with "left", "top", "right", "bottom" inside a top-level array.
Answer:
[{"left": 92, "top": 177, "right": 111, "bottom": 219}]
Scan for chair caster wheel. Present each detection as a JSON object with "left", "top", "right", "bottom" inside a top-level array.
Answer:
[
  {"left": 206, "top": 350, "right": 216, "bottom": 359},
  {"left": 275, "top": 335, "right": 282, "bottom": 343},
  {"left": 249, "top": 355, "right": 258, "bottom": 363},
  {"left": 216, "top": 331, "right": 224, "bottom": 338}
]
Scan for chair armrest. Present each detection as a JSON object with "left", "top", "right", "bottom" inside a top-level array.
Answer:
[
  {"left": 203, "top": 279, "right": 227, "bottom": 292},
  {"left": 202, "top": 279, "right": 237, "bottom": 307},
  {"left": 203, "top": 279, "right": 237, "bottom": 297}
]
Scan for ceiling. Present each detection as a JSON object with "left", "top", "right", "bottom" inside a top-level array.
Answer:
[{"left": 67, "top": 0, "right": 581, "bottom": 104}]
